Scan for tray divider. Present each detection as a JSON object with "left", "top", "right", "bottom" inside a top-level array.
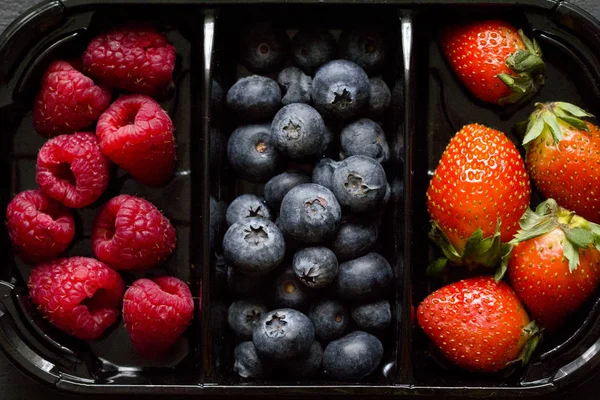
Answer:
[
  {"left": 396, "top": 8, "right": 416, "bottom": 385},
  {"left": 196, "top": 8, "right": 219, "bottom": 385}
]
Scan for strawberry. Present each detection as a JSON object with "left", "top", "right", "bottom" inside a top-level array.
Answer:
[
  {"left": 417, "top": 276, "right": 539, "bottom": 373},
  {"left": 427, "top": 123, "right": 531, "bottom": 271},
  {"left": 502, "top": 199, "right": 600, "bottom": 331},
  {"left": 440, "top": 20, "right": 545, "bottom": 105},
  {"left": 519, "top": 102, "right": 600, "bottom": 223}
]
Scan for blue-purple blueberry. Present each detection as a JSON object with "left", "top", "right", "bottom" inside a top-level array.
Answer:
[
  {"left": 292, "top": 247, "right": 338, "bottom": 289},
  {"left": 272, "top": 266, "right": 317, "bottom": 311},
  {"left": 264, "top": 171, "right": 311, "bottom": 211},
  {"left": 234, "top": 341, "right": 272, "bottom": 378},
  {"left": 277, "top": 67, "right": 312, "bottom": 105},
  {"left": 239, "top": 23, "right": 289, "bottom": 73},
  {"left": 253, "top": 308, "right": 315, "bottom": 361},
  {"left": 351, "top": 300, "right": 392, "bottom": 331},
  {"left": 271, "top": 103, "right": 326, "bottom": 159},
  {"left": 335, "top": 252, "right": 393, "bottom": 301},
  {"left": 330, "top": 219, "right": 379, "bottom": 261},
  {"left": 227, "top": 299, "right": 269, "bottom": 340},
  {"left": 291, "top": 29, "right": 337, "bottom": 75},
  {"left": 340, "top": 118, "right": 390, "bottom": 164},
  {"left": 309, "top": 298, "right": 349, "bottom": 343},
  {"left": 226, "top": 76, "right": 281, "bottom": 121},
  {"left": 278, "top": 183, "right": 342, "bottom": 243},
  {"left": 323, "top": 331, "right": 384, "bottom": 381},
  {"left": 227, "top": 123, "right": 281, "bottom": 182},
  {"left": 331, "top": 155, "right": 387, "bottom": 213},
  {"left": 366, "top": 77, "right": 391, "bottom": 118},
  {"left": 226, "top": 194, "right": 274, "bottom": 227},
  {"left": 339, "top": 29, "right": 386, "bottom": 76},
  {"left": 311, "top": 60, "right": 370, "bottom": 120},
  {"left": 223, "top": 217, "right": 285, "bottom": 276},
  {"left": 312, "top": 158, "right": 340, "bottom": 191}
]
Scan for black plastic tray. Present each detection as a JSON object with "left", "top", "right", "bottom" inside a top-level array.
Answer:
[{"left": 2, "top": 0, "right": 600, "bottom": 397}]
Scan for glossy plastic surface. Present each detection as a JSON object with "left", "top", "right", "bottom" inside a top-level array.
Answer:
[{"left": 1, "top": 0, "right": 600, "bottom": 396}]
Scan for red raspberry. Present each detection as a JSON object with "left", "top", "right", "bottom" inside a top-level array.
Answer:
[
  {"left": 28, "top": 257, "right": 125, "bottom": 340},
  {"left": 96, "top": 95, "right": 176, "bottom": 187},
  {"left": 123, "top": 276, "right": 194, "bottom": 358},
  {"left": 82, "top": 26, "right": 176, "bottom": 96},
  {"left": 6, "top": 190, "right": 75, "bottom": 264},
  {"left": 36, "top": 132, "right": 111, "bottom": 208},
  {"left": 33, "top": 60, "right": 112, "bottom": 138},
  {"left": 92, "top": 194, "right": 176, "bottom": 270}
]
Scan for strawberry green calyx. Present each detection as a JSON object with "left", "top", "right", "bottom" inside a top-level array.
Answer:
[
  {"left": 520, "top": 102, "right": 595, "bottom": 146},
  {"left": 497, "top": 30, "right": 545, "bottom": 106},
  {"left": 513, "top": 321, "right": 541, "bottom": 367},
  {"left": 496, "top": 199, "right": 600, "bottom": 280},
  {"left": 428, "top": 220, "right": 512, "bottom": 277}
]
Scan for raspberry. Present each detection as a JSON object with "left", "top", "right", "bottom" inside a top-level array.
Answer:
[
  {"left": 123, "top": 276, "right": 194, "bottom": 358},
  {"left": 28, "top": 257, "right": 125, "bottom": 340},
  {"left": 82, "top": 26, "right": 176, "bottom": 96},
  {"left": 36, "top": 132, "right": 112, "bottom": 208},
  {"left": 96, "top": 95, "right": 176, "bottom": 187},
  {"left": 33, "top": 60, "right": 112, "bottom": 138},
  {"left": 6, "top": 190, "right": 75, "bottom": 264},
  {"left": 92, "top": 194, "right": 176, "bottom": 270}
]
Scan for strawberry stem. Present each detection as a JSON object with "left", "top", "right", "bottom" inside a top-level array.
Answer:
[{"left": 520, "top": 102, "right": 595, "bottom": 146}]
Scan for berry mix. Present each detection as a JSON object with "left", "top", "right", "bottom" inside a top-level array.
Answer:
[
  {"left": 6, "top": 11, "right": 600, "bottom": 385},
  {"left": 220, "top": 23, "right": 395, "bottom": 381},
  {"left": 7, "top": 25, "right": 192, "bottom": 357}
]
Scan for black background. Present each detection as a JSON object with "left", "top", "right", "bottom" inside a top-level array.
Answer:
[{"left": 1, "top": 0, "right": 600, "bottom": 398}]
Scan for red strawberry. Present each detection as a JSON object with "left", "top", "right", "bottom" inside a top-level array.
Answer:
[
  {"left": 440, "top": 20, "right": 545, "bottom": 105},
  {"left": 426, "top": 123, "right": 531, "bottom": 270},
  {"left": 519, "top": 102, "right": 600, "bottom": 223},
  {"left": 417, "top": 276, "right": 538, "bottom": 373},
  {"left": 504, "top": 199, "right": 600, "bottom": 331}
]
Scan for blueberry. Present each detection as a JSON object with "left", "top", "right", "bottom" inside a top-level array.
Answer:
[
  {"left": 210, "top": 196, "right": 227, "bottom": 252},
  {"left": 366, "top": 77, "right": 391, "bottom": 118},
  {"left": 335, "top": 252, "right": 393, "bottom": 301},
  {"left": 239, "top": 23, "right": 289, "bottom": 73},
  {"left": 320, "top": 125, "right": 336, "bottom": 157},
  {"left": 277, "top": 67, "right": 312, "bottom": 106},
  {"left": 228, "top": 299, "right": 269, "bottom": 340},
  {"left": 332, "top": 155, "right": 387, "bottom": 213},
  {"left": 291, "top": 29, "right": 337, "bottom": 75},
  {"left": 226, "top": 76, "right": 281, "bottom": 121},
  {"left": 323, "top": 331, "right": 384, "bottom": 381},
  {"left": 272, "top": 266, "right": 317, "bottom": 311},
  {"left": 351, "top": 300, "right": 392, "bottom": 331},
  {"left": 311, "top": 60, "right": 370, "bottom": 120},
  {"left": 312, "top": 158, "right": 340, "bottom": 191},
  {"left": 340, "top": 119, "right": 390, "bottom": 164},
  {"left": 271, "top": 104, "right": 326, "bottom": 159},
  {"left": 275, "top": 217, "right": 303, "bottom": 256},
  {"left": 292, "top": 247, "right": 338, "bottom": 289},
  {"left": 234, "top": 341, "right": 272, "bottom": 378},
  {"left": 264, "top": 171, "right": 311, "bottom": 211},
  {"left": 281, "top": 340, "right": 323, "bottom": 378},
  {"left": 227, "top": 266, "right": 267, "bottom": 297},
  {"left": 308, "top": 298, "right": 349, "bottom": 343},
  {"left": 223, "top": 217, "right": 285, "bottom": 276},
  {"left": 253, "top": 308, "right": 315, "bottom": 361},
  {"left": 226, "top": 194, "right": 274, "bottom": 227},
  {"left": 330, "top": 219, "right": 379, "bottom": 261},
  {"left": 279, "top": 183, "right": 342, "bottom": 243},
  {"left": 339, "top": 29, "right": 386, "bottom": 76},
  {"left": 227, "top": 123, "right": 281, "bottom": 182}
]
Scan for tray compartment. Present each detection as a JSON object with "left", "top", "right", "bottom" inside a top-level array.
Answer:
[
  {"left": 205, "top": 3, "right": 406, "bottom": 386},
  {"left": 1, "top": 0, "right": 600, "bottom": 396}
]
